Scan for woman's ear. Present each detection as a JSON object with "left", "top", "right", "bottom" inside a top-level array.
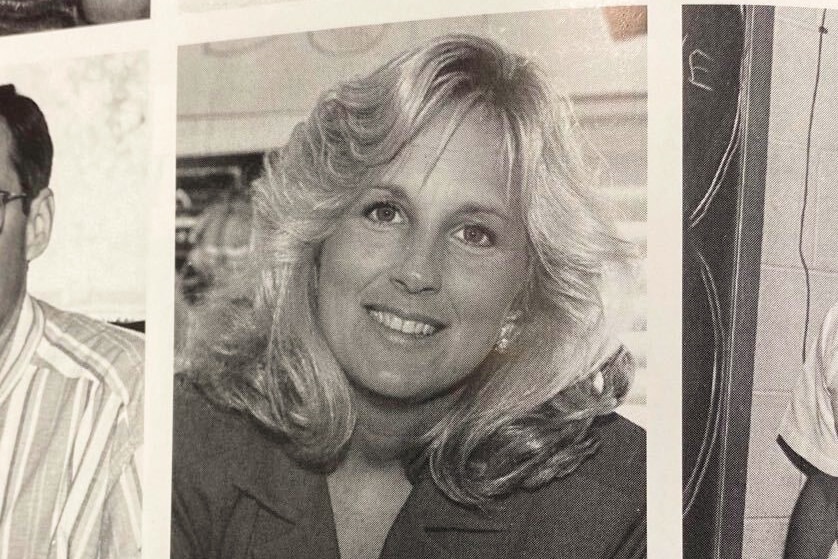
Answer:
[{"left": 25, "top": 188, "right": 54, "bottom": 262}]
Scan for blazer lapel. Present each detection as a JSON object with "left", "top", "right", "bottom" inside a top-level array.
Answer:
[
  {"left": 381, "top": 477, "right": 523, "bottom": 559},
  {"left": 229, "top": 437, "right": 339, "bottom": 559}
]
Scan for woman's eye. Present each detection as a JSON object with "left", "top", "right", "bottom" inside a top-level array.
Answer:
[
  {"left": 454, "top": 224, "right": 494, "bottom": 248},
  {"left": 364, "top": 203, "right": 404, "bottom": 225}
]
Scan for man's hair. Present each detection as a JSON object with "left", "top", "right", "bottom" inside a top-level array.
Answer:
[{"left": 0, "top": 84, "right": 53, "bottom": 203}]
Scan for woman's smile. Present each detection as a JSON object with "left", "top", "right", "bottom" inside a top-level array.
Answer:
[{"left": 365, "top": 305, "right": 445, "bottom": 338}]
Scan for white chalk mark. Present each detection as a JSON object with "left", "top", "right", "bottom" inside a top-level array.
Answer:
[{"left": 688, "top": 49, "right": 714, "bottom": 92}]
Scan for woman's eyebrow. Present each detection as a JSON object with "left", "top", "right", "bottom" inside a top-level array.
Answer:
[
  {"left": 367, "top": 184, "right": 411, "bottom": 203},
  {"left": 453, "top": 203, "right": 511, "bottom": 222}
]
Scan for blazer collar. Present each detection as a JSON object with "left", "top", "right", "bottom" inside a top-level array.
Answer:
[
  {"left": 0, "top": 295, "right": 41, "bottom": 403},
  {"left": 230, "top": 435, "right": 314, "bottom": 523},
  {"left": 382, "top": 477, "right": 527, "bottom": 559},
  {"left": 228, "top": 443, "right": 526, "bottom": 559},
  {"left": 229, "top": 432, "right": 339, "bottom": 559}
]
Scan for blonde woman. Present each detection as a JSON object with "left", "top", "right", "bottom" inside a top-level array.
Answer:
[{"left": 172, "top": 34, "right": 645, "bottom": 559}]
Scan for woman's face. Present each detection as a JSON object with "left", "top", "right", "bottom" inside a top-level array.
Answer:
[{"left": 317, "top": 110, "right": 530, "bottom": 403}]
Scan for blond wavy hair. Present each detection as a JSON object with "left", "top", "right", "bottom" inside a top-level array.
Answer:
[{"left": 188, "top": 33, "right": 636, "bottom": 505}]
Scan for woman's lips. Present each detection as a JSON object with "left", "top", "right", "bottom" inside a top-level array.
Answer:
[{"left": 365, "top": 306, "right": 444, "bottom": 337}]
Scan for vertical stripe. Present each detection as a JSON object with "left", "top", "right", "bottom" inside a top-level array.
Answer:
[
  {"left": 55, "top": 395, "right": 121, "bottom": 552},
  {"left": 50, "top": 379, "right": 89, "bottom": 535},
  {"left": 0, "top": 300, "right": 42, "bottom": 405},
  {"left": 0, "top": 367, "right": 36, "bottom": 517},
  {"left": 0, "top": 371, "right": 33, "bottom": 559},
  {"left": 0, "top": 369, "right": 50, "bottom": 554},
  {"left": 70, "top": 469, "right": 109, "bottom": 559},
  {"left": 71, "top": 384, "right": 99, "bottom": 478},
  {"left": 9, "top": 370, "right": 50, "bottom": 504},
  {"left": 119, "top": 463, "right": 142, "bottom": 547}
]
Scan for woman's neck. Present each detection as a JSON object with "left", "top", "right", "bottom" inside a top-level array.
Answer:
[
  {"left": 349, "top": 384, "right": 459, "bottom": 463},
  {"left": 327, "top": 386, "right": 460, "bottom": 559}
]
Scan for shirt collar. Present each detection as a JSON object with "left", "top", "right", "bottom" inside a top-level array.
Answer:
[{"left": 0, "top": 295, "right": 43, "bottom": 401}]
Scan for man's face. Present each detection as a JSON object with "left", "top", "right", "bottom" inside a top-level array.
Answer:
[{"left": 0, "top": 120, "right": 28, "bottom": 338}]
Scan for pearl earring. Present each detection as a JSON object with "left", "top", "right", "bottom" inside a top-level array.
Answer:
[{"left": 494, "top": 314, "right": 520, "bottom": 354}]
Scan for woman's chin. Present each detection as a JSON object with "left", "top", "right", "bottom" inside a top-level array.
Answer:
[
  {"left": 348, "top": 374, "right": 464, "bottom": 461},
  {"left": 348, "top": 371, "right": 436, "bottom": 405},
  {"left": 346, "top": 366, "right": 470, "bottom": 412}
]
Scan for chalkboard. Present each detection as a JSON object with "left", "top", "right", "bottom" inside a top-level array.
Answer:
[{"left": 682, "top": 6, "right": 774, "bottom": 559}]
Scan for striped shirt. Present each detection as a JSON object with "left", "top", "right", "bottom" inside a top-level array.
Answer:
[{"left": 0, "top": 295, "right": 143, "bottom": 559}]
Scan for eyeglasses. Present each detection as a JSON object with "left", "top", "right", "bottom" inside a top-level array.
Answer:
[{"left": 0, "top": 190, "right": 27, "bottom": 232}]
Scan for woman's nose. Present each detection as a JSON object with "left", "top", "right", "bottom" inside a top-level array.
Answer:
[{"left": 389, "top": 243, "right": 442, "bottom": 295}]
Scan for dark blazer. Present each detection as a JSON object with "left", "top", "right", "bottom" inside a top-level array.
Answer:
[{"left": 171, "top": 378, "right": 646, "bottom": 559}]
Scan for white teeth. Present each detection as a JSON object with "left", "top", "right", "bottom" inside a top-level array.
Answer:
[{"left": 367, "top": 309, "right": 438, "bottom": 336}]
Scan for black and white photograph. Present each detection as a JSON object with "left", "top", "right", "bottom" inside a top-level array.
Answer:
[
  {"left": 0, "top": 0, "right": 150, "bottom": 36},
  {"left": 172, "top": 7, "right": 648, "bottom": 559},
  {"left": 15, "top": 1, "right": 835, "bottom": 557},
  {"left": 683, "top": 5, "right": 838, "bottom": 559},
  {"left": 0, "top": 52, "right": 147, "bottom": 557}
]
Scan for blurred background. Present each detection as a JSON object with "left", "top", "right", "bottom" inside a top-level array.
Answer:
[
  {"left": 175, "top": 7, "right": 648, "bottom": 423},
  {"left": 2, "top": 52, "right": 149, "bottom": 328}
]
